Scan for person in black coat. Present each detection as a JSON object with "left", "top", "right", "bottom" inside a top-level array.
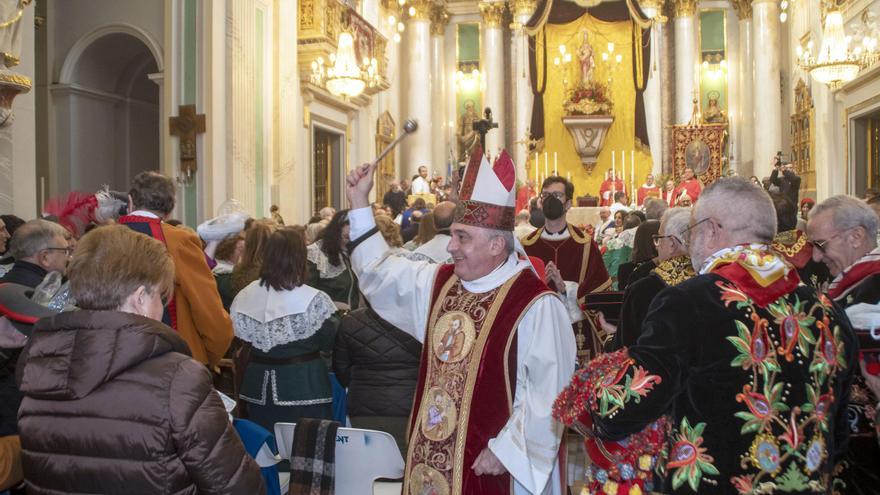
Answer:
[
  {"left": 382, "top": 181, "right": 408, "bottom": 218},
  {"left": 769, "top": 159, "right": 801, "bottom": 207},
  {"left": 608, "top": 208, "right": 693, "bottom": 350},
  {"left": 333, "top": 307, "right": 422, "bottom": 454},
  {"left": 0, "top": 220, "right": 70, "bottom": 289},
  {"left": 616, "top": 220, "right": 660, "bottom": 291}
]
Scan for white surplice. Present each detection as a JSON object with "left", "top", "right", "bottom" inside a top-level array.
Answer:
[
  {"left": 348, "top": 207, "right": 576, "bottom": 495},
  {"left": 411, "top": 176, "right": 431, "bottom": 195}
]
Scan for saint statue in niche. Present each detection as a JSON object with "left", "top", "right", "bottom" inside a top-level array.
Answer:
[
  {"left": 576, "top": 29, "right": 594, "bottom": 85},
  {"left": 703, "top": 91, "right": 727, "bottom": 124},
  {"left": 456, "top": 100, "right": 480, "bottom": 162}
]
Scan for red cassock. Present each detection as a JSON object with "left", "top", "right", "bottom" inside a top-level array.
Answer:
[
  {"left": 636, "top": 185, "right": 660, "bottom": 206},
  {"left": 515, "top": 184, "right": 535, "bottom": 213},
  {"left": 598, "top": 179, "right": 625, "bottom": 207},
  {"left": 521, "top": 224, "right": 612, "bottom": 359},
  {"left": 672, "top": 178, "right": 702, "bottom": 205}
]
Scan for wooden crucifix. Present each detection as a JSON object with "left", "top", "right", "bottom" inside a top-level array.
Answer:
[{"left": 169, "top": 104, "right": 206, "bottom": 177}]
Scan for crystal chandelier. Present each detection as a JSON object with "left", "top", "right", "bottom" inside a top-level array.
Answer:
[
  {"left": 798, "top": 10, "right": 862, "bottom": 88},
  {"left": 310, "top": 31, "right": 380, "bottom": 99}
]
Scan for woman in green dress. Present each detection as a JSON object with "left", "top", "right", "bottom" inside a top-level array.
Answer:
[
  {"left": 306, "top": 209, "right": 361, "bottom": 310},
  {"left": 231, "top": 228, "right": 340, "bottom": 432}
]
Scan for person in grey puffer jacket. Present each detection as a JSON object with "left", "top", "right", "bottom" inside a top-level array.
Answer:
[
  {"left": 333, "top": 306, "right": 421, "bottom": 454},
  {"left": 16, "top": 225, "right": 264, "bottom": 494}
]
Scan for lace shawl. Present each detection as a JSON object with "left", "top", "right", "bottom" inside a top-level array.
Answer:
[
  {"left": 307, "top": 240, "right": 346, "bottom": 279},
  {"left": 233, "top": 290, "right": 336, "bottom": 352}
]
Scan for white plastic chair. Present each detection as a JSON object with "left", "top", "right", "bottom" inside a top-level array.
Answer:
[{"left": 274, "top": 422, "right": 405, "bottom": 495}]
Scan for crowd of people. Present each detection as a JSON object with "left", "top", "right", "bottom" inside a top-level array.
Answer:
[{"left": 0, "top": 148, "right": 878, "bottom": 495}]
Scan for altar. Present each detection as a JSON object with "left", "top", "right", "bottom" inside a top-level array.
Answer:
[{"left": 566, "top": 206, "right": 603, "bottom": 230}]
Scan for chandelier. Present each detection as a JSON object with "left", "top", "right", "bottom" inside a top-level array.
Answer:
[
  {"left": 310, "top": 31, "right": 380, "bottom": 99},
  {"left": 798, "top": 10, "right": 862, "bottom": 88}
]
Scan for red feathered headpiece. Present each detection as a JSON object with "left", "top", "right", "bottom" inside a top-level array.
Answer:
[{"left": 42, "top": 191, "right": 99, "bottom": 238}]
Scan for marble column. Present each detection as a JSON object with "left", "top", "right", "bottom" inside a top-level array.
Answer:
[
  {"left": 430, "top": 5, "right": 449, "bottom": 176},
  {"left": 402, "top": 0, "right": 434, "bottom": 180},
  {"left": 751, "top": 0, "right": 781, "bottom": 180},
  {"left": 724, "top": 6, "right": 740, "bottom": 173},
  {"left": 510, "top": 0, "right": 536, "bottom": 181},
  {"left": 480, "top": 1, "right": 507, "bottom": 156},
  {"left": 640, "top": 0, "right": 664, "bottom": 176},
  {"left": 734, "top": 0, "right": 755, "bottom": 177},
  {"left": 660, "top": 10, "right": 675, "bottom": 174},
  {"left": 673, "top": 0, "right": 698, "bottom": 125}
]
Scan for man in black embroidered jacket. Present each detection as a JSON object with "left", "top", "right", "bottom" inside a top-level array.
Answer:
[{"left": 556, "top": 178, "right": 858, "bottom": 494}]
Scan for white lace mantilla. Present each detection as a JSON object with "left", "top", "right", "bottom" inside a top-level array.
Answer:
[
  {"left": 233, "top": 291, "right": 336, "bottom": 352},
  {"left": 307, "top": 241, "right": 347, "bottom": 279}
]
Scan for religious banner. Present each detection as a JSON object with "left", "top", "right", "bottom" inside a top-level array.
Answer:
[{"left": 671, "top": 123, "right": 726, "bottom": 185}]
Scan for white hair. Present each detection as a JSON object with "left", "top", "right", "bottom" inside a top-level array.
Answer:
[
  {"left": 694, "top": 177, "right": 776, "bottom": 243},
  {"left": 644, "top": 197, "right": 668, "bottom": 221},
  {"left": 660, "top": 207, "right": 691, "bottom": 243},
  {"left": 811, "top": 195, "right": 879, "bottom": 248}
]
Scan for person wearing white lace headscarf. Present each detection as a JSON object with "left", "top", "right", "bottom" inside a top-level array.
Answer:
[{"left": 231, "top": 228, "right": 340, "bottom": 432}]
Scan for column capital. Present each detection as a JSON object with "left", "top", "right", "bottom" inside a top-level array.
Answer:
[
  {"left": 671, "top": 0, "right": 697, "bottom": 18},
  {"left": 430, "top": 4, "right": 449, "bottom": 35},
  {"left": 509, "top": 0, "right": 537, "bottom": 18},
  {"left": 408, "top": 0, "right": 433, "bottom": 21},
  {"left": 479, "top": 1, "right": 507, "bottom": 28},
  {"left": 732, "top": 0, "right": 752, "bottom": 19}
]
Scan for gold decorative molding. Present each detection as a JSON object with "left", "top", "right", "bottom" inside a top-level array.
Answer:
[
  {"left": 408, "top": 0, "right": 434, "bottom": 21},
  {"left": 731, "top": 0, "right": 752, "bottom": 19},
  {"left": 479, "top": 1, "right": 507, "bottom": 28},
  {"left": 671, "top": 0, "right": 697, "bottom": 17},
  {"left": 430, "top": 4, "right": 449, "bottom": 35},
  {"left": 0, "top": 71, "right": 30, "bottom": 90},
  {"left": 509, "top": 0, "right": 537, "bottom": 18}
]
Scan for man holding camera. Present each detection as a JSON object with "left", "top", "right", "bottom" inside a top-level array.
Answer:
[{"left": 769, "top": 152, "right": 801, "bottom": 206}]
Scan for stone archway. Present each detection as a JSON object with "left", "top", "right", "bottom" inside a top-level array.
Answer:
[{"left": 52, "top": 26, "right": 161, "bottom": 194}]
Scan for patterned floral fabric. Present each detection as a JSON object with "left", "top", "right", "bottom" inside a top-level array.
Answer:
[{"left": 575, "top": 246, "right": 859, "bottom": 494}]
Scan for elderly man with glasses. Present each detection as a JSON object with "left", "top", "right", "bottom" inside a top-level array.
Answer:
[
  {"left": 807, "top": 194, "right": 880, "bottom": 494},
  {"left": 0, "top": 219, "right": 70, "bottom": 288},
  {"left": 604, "top": 207, "right": 694, "bottom": 351},
  {"left": 555, "top": 178, "right": 857, "bottom": 495}
]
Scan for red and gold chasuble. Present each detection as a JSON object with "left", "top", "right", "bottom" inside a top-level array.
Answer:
[
  {"left": 521, "top": 225, "right": 611, "bottom": 360},
  {"left": 404, "top": 264, "right": 551, "bottom": 495}
]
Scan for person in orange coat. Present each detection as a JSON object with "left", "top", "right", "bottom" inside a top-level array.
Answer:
[{"left": 119, "top": 171, "right": 233, "bottom": 367}]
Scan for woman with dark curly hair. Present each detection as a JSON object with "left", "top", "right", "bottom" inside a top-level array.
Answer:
[{"left": 306, "top": 209, "right": 361, "bottom": 310}]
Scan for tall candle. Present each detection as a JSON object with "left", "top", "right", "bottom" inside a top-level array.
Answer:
[
  {"left": 567, "top": 171, "right": 571, "bottom": 181},
  {"left": 544, "top": 152, "right": 548, "bottom": 179},
  {"left": 612, "top": 151, "right": 616, "bottom": 195},
  {"left": 553, "top": 152, "right": 558, "bottom": 176},
  {"left": 631, "top": 150, "right": 635, "bottom": 201},
  {"left": 535, "top": 152, "right": 539, "bottom": 183}
]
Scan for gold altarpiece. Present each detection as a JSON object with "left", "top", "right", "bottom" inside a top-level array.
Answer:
[
  {"left": 790, "top": 79, "right": 816, "bottom": 195},
  {"left": 376, "top": 111, "right": 396, "bottom": 196}
]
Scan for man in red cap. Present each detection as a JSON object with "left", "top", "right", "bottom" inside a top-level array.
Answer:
[{"left": 345, "top": 149, "right": 575, "bottom": 495}]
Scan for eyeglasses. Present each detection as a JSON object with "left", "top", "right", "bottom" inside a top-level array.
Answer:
[
  {"left": 652, "top": 234, "right": 678, "bottom": 247},
  {"left": 540, "top": 192, "right": 566, "bottom": 201},
  {"left": 808, "top": 230, "right": 847, "bottom": 253},
  {"left": 43, "top": 246, "right": 73, "bottom": 255},
  {"left": 680, "top": 217, "right": 720, "bottom": 247}
]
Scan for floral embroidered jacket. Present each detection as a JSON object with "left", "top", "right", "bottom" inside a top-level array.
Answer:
[{"left": 579, "top": 246, "right": 859, "bottom": 494}]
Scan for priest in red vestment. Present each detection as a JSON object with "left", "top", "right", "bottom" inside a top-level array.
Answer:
[
  {"left": 345, "top": 149, "right": 576, "bottom": 495},
  {"left": 672, "top": 167, "right": 703, "bottom": 205},
  {"left": 522, "top": 176, "right": 612, "bottom": 361},
  {"left": 515, "top": 179, "right": 535, "bottom": 213},
  {"left": 636, "top": 174, "right": 660, "bottom": 206},
  {"left": 598, "top": 169, "right": 625, "bottom": 207}
]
